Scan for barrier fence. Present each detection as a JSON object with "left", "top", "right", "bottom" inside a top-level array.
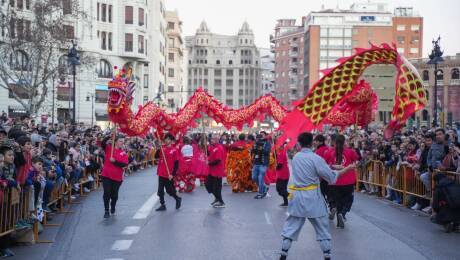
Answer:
[{"left": 357, "top": 160, "right": 460, "bottom": 205}]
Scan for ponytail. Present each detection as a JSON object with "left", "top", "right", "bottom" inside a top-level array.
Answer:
[{"left": 335, "top": 135, "right": 345, "bottom": 165}]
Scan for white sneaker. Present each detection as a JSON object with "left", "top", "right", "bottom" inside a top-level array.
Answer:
[
  {"left": 360, "top": 189, "right": 367, "bottom": 193},
  {"left": 73, "top": 184, "right": 80, "bottom": 190},
  {"left": 71, "top": 195, "right": 77, "bottom": 200},
  {"left": 422, "top": 206, "right": 432, "bottom": 213},
  {"left": 83, "top": 187, "right": 90, "bottom": 193},
  {"left": 411, "top": 203, "right": 422, "bottom": 210}
]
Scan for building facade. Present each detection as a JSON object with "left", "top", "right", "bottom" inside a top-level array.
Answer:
[
  {"left": 185, "top": 21, "right": 261, "bottom": 108},
  {"left": 259, "top": 48, "right": 275, "bottom": 96},
  {"left": 411, "top": 54, "right": 460, "bottom": 126},
  {"left": 165, "top": 10, "right": 185, "bottom": 112},
  {"left": 270, "top": 19, "right": 305, "bottom": 107},
  {"left": 271, "top": 2, "right": 423, "bottom": 114},
  {"left": 0, "top": 0, "right": 166, "bottom": 125}
]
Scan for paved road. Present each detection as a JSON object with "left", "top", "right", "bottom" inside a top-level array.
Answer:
[{"left": 11, "top": 168, "right": 459, "bottom": 260}]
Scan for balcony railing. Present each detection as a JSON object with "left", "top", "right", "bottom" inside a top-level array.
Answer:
[
  {"left": 436, "top": 80, "right": 444, "bottom": 86},
  {"left": 289, "top": 51, "right": 298, "bottom": 57},
  {"left": 290, "top": 62, "right": 298, "bottom": 68},
  {"left": 450, "top": 79, "right": 460, "bottom": 85}
]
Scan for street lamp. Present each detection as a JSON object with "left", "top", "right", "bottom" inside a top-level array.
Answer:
[
  {"left": 86, "top": 92, "right": 95, "bottom": 126},
  {"left": 67, "top": 40, "right": 80, "bottom": 124},
  {"left": 427, "top": 36, "right": 444, "bottom": 127}
]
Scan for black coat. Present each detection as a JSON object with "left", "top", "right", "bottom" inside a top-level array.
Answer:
[{"left": 433, "top": 177, "right": 460, "bottom": 224}]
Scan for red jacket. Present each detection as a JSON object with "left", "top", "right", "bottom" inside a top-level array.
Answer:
[
  {"left": 17, "top": 151, "right": 32, "bottom": 186},
  {"left": 276, "top": 147, "right": 290, "bottom": 180},
  {"left": 157, "top": 145, "right": 179, "bottom": 178},
  {"left": 324, "top": 147, "right": 359, "bottom": 186},
  {"left": 101, "top": 145, "right": 129, "bottom": 182},
  {"left": 208, "top": 144, "right": 226, "bottom": 178}
]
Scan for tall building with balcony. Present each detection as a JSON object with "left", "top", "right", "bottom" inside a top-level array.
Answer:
[
  {"left": 165, "top": 10, "right": 185, "bottom": 112},
  {"left": 0, "top": 0, "right": 167, "bottom": 125},
  {"left": 185, "top": 21, "right": 261, "bottom": 108},
  {"left": 259, "top": 48, "right": 275, "bottom": 96},
  {"left": 272, "top": 2, "right": 423, "bottom": 119},
  {"left": 411, "top": 54, "right": 460, "bottom": 125},
  {"left": 270, "top": 19, "right": 305, "bottom": 107}
]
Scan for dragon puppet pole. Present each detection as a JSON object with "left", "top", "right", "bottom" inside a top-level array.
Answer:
[
  {"left": 201, "top": 112, "right": 208, "bottom": 164},
  {"left": 270, "top": 124, "right": 278, "bottom": 166},
  {"left": 155, "top": 129, "right": 172, "bottom": 179},
  {"left": 110, "top": 124, "right": 117, "bottom": 160}
]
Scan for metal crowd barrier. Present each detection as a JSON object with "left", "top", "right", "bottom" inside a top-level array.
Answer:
[
  {"left": 357, "top": 160, "right": 460, "bottom": 206},
  {"left": 0, "top": 188, "right": 29, "bottom": 238}
]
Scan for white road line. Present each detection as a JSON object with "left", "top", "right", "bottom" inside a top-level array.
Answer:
[
  {"left": 104, "top": 258, "right": 124, "bottom": 260},
  {"left": 133, "top": 193, "right": 158, "bottom": 219},
  {"left": 121, "top": 226, "right": 141, "bottom": 235},
  {"left": 111, "top": 240, "right": 133, "bottom": 251},
  {"left": 264, "top": 211, "right": 272, "bottom": 225}
]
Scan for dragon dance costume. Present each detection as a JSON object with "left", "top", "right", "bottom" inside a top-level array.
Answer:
[{"left": 226, "top": 140, "right": 258, "bottom": 193}]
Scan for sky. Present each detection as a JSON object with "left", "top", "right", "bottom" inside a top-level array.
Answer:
[{"left": 166, "top": 0, "right": 460, "bottom": 57}]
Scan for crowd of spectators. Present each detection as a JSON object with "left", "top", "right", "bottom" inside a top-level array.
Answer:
[{"left": 0, "top": 116, "right": 156, "bottom": 257}]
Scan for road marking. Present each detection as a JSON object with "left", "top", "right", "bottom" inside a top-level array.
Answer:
[
  {"left": 133, "top": 193, "right": 158, "bottom": 219},
  {"left": 264, "top": 211, "right": 272, "bottom": 225},
  {"left": 104, "top": 258, "right": 124, "bottom": 260},
  {"left": 121, "top": 226, "right": 141, "bottom": 235},
  {"left": 111, "top": 240, "right": 133, "bottom": 251}
]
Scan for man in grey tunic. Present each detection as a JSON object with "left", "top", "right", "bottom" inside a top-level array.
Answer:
[{"left": 279, "top": 132, "right": 356, "bottom": 260}]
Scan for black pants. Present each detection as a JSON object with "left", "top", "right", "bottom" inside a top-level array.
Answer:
[
  {"left": 205, "top": 175, "right": 224, "bottom": 203},
  {"left": 102, "top": 177, "right": 122, "bottom": 211},
  {"left": 276, "top": 179, "right": 289, "bottom": 203},
  {"left": 330, "top": 184, "right": 355, "bottom": 216},
  {"left": 157, "top": 176, "right": 178, "bottom": 205}
]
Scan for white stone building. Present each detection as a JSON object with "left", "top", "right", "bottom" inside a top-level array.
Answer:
[
  {"left": 259, "top": 48, "right": 275, "bottom": 96},
  {"left": 0, "top": 0, "right": 167, "bottom": 125},
  {"left": 165, "top": 10, "right": 185, "bottom": 112},
  {"left": 185, "top": 21, "right": 261, "bottom": 108}
]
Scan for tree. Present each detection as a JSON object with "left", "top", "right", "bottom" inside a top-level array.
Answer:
[{"left": 0, "top": 0, "right": 89, "bottom": 117}]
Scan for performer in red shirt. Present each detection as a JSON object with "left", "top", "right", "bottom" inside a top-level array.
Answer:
[
  {"left": 101, "top": 134, "right": 129, "bottom": 218},
  {"left": 314, "top": 134, "right": 334, "bottom": 218},
  {"left": 155, "top": 133, "right": 182, "bottom": 211},
  {"left": 206, "top": 134, "right": 226, "bottom": 208},
  {"left": 324, "top": 134, "right": 359, "bottom": 229},
  {"left": 275, "top": 142, "right": 290, "bottom": 207}
]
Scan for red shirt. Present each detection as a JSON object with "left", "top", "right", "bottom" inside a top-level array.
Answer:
[
  {"left": 17, "top": 151, "right": 32, "bottom": 186},
  {"left": 101, "top": 145, "right": 129, "bottom": 182},
  {"left": 230, "top": 140, "right": 246, "bottom": 150},
  {"left": 324, "top": 147, "right": 359, "bottom": 186},
  {"left": 315, "top": 145, "right": 330, "bottom": 160},
  {"left": 157, "top": 145, "right": 179, "bottom": 178},
  {"left": 276, "top": 147, "right": 290, "bottom": 180},
  {"left": 208, "top": 144, "right": 226, "bottom": 177}
]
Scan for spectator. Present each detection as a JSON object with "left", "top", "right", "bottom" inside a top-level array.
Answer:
[{"left": 251, "top": 132, "right": 271, "bottom": 199}]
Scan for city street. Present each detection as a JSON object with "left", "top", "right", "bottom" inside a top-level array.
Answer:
[{"left": 11, "top": 168, "right": 459, "bottom": 260}]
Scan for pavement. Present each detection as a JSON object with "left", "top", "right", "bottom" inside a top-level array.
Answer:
[{"left": 9, "top": 167, "right": 460, "bottom": 260}]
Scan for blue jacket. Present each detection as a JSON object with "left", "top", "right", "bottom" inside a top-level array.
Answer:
[{"left": 427, "top": 142, "right": 447, "bottom": 170}]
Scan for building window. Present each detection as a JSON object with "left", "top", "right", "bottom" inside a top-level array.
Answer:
[
  {"left": 226, "top": 69, "right": 233, "bottom": 77},
  {"left": 422, "top": 110, "right": 429, "bottom": 121},
  {"left": 452, "top": 68, "right": 460, "bottom": 80},
  {"left": 143, "top": 96, "right": 148, "bottom": 102},
  {"left": 423, "top": 70, "right": 429, "bottom": 81},
  {"left": 125, "top": 33, "right": 133, "bottom": 52},
  {"left": 216, "top": 60, "right": 220, "bottom": 65},
  {"left": 97, "top": 3, "right": 99, "bottom": 21},
  {"left": 125, "top": 6, "right": 133, "bottom": 24},
  {"left": 108, "top": 5, "right": 112, "bottom": 23},
  {"left": 139, "top": 8, "right": 144, "bottom": 26},
  {"left": 396, "top": 24, "right": 406, "bottom": 31},
  {"left": 63, "top": 25, "right": 74, "bottom": 39},
  {"left": 229, "top": 60, "right": 233, "bottom": 65},
  {"left": 167, "top": 22, "right": 174, "bottom": 30},
  {"left": 144, "top": 74, "right": 149, "bottom": 89},
  {"left": 101, "top": 4, "right": 107, "bottom": 22},
  {"left": 97, "top": 59, "right": 112, "bottom": 78},
  {"left": 397, "top": 36, "right": 405, "bottom": 44},
  {"left": 436, "top": 70, "right": 444, "bottom": 80},
  {"left": 411, "top": 24, "right": 420, "bottom": 32},
  {"left": 9, "top": 50, "right": 29, "bottom": 71},
  {"left": 169, "top": 37, "right": 174, "bottom": 47},
  {"left": 168, "top": 68, "right": 174, "bottom": 77},
  {"left": 108, "top": 32, "right": 112, "bottom": 50},
  {"left": 63, "top": 0, "right": 72, "bottom": 15},
  {"left": 168, "top": 85, "right": 174, "bottom": 92},
  {"left": 168, "top": 53, "right": 174, "bottom": 62},
  {"left": 101, "top": 31, "right": 107, "bottom": 50},
  {"left": 397, "top": 47, "right": 404, "bottom": 54},
  {"left": 138, "top": 35, "right": 144, "bottom": 53},
  {"left": 410, "top": 48, "right": 419, "bottom": 54},
  {"left": 214, "top": 69, "right": 221, "bottom": 77},
  {"left": 411, "top": 36, "right": 419, "bottom": 43}
]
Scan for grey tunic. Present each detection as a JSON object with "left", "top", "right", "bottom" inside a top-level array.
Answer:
[{"left": 288, "top": 148, "right": 338, "bottom": 218}]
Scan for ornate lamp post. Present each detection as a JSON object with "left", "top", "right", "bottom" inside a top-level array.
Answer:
[
  {"left": 67, "top": 40, "right": 80, "bottom": 124},
  {"left": 427, "top": 36, "right": 444, "bottom": 127}
]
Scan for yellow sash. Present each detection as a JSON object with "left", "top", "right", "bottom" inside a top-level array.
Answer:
[{"left": 287, "top": 184, "right": 318, "bottom": 200}]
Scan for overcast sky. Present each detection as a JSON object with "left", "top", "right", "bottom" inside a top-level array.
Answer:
[{"left": 166, "top": 0, "right": 460, "bottom": 57}]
